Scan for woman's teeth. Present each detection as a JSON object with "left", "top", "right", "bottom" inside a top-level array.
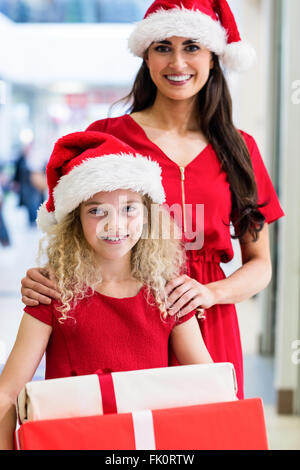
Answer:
[{"left": 166, "top": 74, "right": 192, "bottom": 82}]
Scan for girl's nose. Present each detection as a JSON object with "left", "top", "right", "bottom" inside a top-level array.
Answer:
[{"left": 104, "top": 210, "right": 128, "bottom": 235}]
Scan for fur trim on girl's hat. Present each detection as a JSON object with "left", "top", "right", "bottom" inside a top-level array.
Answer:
[
  {"left": 128, "top": 0, "right": 256, "bottom": 73},
  {"left": 37, "top": 131, "right": 166, "bottom": 233}
]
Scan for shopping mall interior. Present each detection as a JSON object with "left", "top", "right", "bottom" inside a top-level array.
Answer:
[{"left": 0, "top": 0, "right": 299, "bottom": 450}]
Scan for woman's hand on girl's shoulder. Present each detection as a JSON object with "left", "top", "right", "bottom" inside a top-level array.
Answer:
[
  {"left": 21, "top": 268, "right": 61, "bottom": 306},
  {"left": 165, "top": 274, "right": 217, "bottom": 318}
]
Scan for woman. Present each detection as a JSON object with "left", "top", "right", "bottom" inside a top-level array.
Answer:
[{"left": 20, "top": 0, "right": 284, "bottom": 399}]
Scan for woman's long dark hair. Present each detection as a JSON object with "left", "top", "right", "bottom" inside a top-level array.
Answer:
[{"left": 112, "top": 53, "right": 267, "bottom": 243}]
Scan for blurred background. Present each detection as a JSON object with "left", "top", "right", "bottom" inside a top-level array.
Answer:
[{"left": 0, "top": 0, "right": 299, "bottom": 449}]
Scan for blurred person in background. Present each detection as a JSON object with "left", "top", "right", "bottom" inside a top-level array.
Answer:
[
  {"left": 0, "top": 171, "right": 10, "bottom": 247},
  {"left": 12, "top": 142, "right": 45, "bottom": 227}
]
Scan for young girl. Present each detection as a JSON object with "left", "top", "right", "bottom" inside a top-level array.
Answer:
[{"left": 0, "top": 131, "right": 212, "bottom": 449}]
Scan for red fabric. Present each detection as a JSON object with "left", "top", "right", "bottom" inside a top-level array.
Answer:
[
  {"left": 214, "top": 0, "right": 241, "bottom": 43},
  {"left": 16, "top": 399, "right": 268, "bottom": 450},
  {"left": 44, "top": 131, "right": 140, "bottom": 214},
  {"left": 86, "top": 114, "right": 285, "bottom": 399},
  {"left": 24, "top": 286, "right": 195, "bottom": 380},
  {"left": 145, "top": 1, "right": 218, "bottom": 22}
]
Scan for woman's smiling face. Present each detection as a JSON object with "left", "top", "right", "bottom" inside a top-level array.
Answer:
[
  {"left": 80, "top": 189, "right": 145, "bottom": 261},
  {"left": 144, "top": 36, "right": 214, "bottom": 101}
]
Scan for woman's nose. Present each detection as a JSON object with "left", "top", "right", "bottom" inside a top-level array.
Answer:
[{"left": 168, "top": 51, "right": 186, "bottom": 69}]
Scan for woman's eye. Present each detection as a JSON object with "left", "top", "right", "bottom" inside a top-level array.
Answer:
[
  {"left": 185, "top": 45, "right": 200, "bottom": 52},
  {"left": 154, "top": 44, "right": 200, "bottom": 53},
  {"left": 154, "top": 45, "right": 170, "bottom": 53}
]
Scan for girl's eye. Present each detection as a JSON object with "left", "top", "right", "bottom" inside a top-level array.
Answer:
[
  {"left": 124, "top": 205, "right": 137, "bottom": 214},
  {"left": 89, "top": 208, "right": 106, "bottom": 216}
]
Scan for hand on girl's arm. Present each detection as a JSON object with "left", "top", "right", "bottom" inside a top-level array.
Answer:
[
  {"left": 0, "top": 314, "right": 52, "bottom": 449},
  {"left": 170, "top": 316, "right": 213, "bottom": 365},
  {"left": 21, "top": 267, "right": 61, "bottom": 306}
]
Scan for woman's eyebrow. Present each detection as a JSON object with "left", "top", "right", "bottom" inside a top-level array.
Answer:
[{"left": 153, "top": 39, "right": 199, "bottom": 45}]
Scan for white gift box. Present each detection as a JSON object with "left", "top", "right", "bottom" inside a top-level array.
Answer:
[{"left": 17, "top": 363, "right": 238, "bottom": 424}]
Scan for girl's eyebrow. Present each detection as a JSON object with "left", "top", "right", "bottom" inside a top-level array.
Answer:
[{"left": 84, "top": 200, "right": 141, "bottom": 206}]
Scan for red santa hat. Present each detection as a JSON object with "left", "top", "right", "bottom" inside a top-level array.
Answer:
[
  {"left": 128, "top": 0, "right": 256, "bottom": 73},
  {"left": 37, "top": 131, "right": 166, "bottom": 233}
]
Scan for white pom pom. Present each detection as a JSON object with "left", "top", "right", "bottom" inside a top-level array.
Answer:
[
  {"left": 221, "top": 41, "right": 257, "bottom": 73},
  {"left": 36, "top": 202, "right": 57, "bottom": 233}
]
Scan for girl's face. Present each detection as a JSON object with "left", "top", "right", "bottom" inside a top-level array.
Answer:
[
  {"left": 80, "top": 189, "right": 145, "bottom": 261},
  {"left": 145, "top": 36, "right": 214, "bottom": 101}
]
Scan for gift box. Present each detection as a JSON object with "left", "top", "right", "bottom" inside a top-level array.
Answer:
[
  {"left": 15, "top": 399, "right": 268, "bottom": 450},
  {"left": 17, "top": 363, "right": 237, "bottom": 424}
]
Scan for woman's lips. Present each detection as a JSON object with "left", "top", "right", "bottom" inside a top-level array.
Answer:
[{"left": 164, "top": 74, "right": 193, "bottom": 86}]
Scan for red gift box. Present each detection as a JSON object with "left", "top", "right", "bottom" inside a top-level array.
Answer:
[{"left": 15, "top": 398, "right": 268, "bottom": 450}]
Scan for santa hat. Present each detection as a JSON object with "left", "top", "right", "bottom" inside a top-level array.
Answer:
[
  {"left": 37, "top": 131, "right": 165, "bottom": 233},
  {"left": 128, "top": 0, "right": 256, "bottom": 73}
]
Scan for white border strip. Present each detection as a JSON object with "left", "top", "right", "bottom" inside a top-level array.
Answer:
[{"left": 132, "top": 410, "right": 156, "bottom": 450}]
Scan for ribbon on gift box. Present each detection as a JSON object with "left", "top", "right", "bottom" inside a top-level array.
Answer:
[
  {"left": 95, "top": 368, "right": 117, "bottom": 415},
  {"left": 96, "top": 369, "right": 156, "bottom": 448}
]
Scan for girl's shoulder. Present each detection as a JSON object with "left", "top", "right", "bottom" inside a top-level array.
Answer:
[{"left": 24, "top": 301, "right": 54, "bottom": 327}]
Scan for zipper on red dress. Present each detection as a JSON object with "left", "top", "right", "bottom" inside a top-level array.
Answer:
[{"left": 180, "top": 166, "right": 187, "bottom": 234}]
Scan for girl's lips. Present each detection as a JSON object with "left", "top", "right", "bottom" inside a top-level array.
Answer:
[{"left": 100, "top": 235, "right": 129, "bottom": 245}]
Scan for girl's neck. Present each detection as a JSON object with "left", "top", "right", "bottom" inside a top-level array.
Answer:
[
  {"left": 143, "top": 93, "right": 199, "bottom": 134},
  {"left": 94, "top": 252, "right": 142, "bottom": 298},
  {"left": 95, "top": 252, "right": 133, "bottom": 283}
]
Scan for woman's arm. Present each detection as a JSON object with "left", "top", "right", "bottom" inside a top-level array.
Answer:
[
  {"left": 206, "top": 222, "right": 272, "bottom": 305},
  {"left": 166, "top": 223, "right": 272, "bottom": 317},
  {"left": 21, "top": 268, "right": 61, "bottom": 306},
  {"left": 170, "top": 316, "right": 213, "bottom": 365},
  {"left": 0, "top": 314, "right": 52, "bottom": 449}
]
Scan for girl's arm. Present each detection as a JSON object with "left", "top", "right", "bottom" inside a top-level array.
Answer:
[
  {"left": 170, "top": 316, "right": 213, "bottom": 365},
  {"left": 0, "top": 313, "right": 52, "bottom": 449}
]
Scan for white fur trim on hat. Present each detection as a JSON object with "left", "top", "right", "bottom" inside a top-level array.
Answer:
[
  {"left": 128, "top": 7, "right": 227, "bottom": 58},
  {"left": 36, "top": 202, "right": 57, "bottom": 233},
  {"left": 51, "top": 153, "right": 165, "bottom": 226}
]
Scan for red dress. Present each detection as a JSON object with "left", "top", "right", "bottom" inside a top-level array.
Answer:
[
  {"left": 24, "top": 286, "right": 194, "bottom": 380},
  {"left": 86, "top": 114, "right": 285, "bottom": 399}
]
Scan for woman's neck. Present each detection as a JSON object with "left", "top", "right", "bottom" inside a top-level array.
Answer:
[{"left": 142, "top": 93, "right": 200, "bottom": 134}]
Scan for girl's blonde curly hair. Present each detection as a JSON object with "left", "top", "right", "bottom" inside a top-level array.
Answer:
[{"left": 38, "top": 194, "right": 186, "bottom": 322}]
